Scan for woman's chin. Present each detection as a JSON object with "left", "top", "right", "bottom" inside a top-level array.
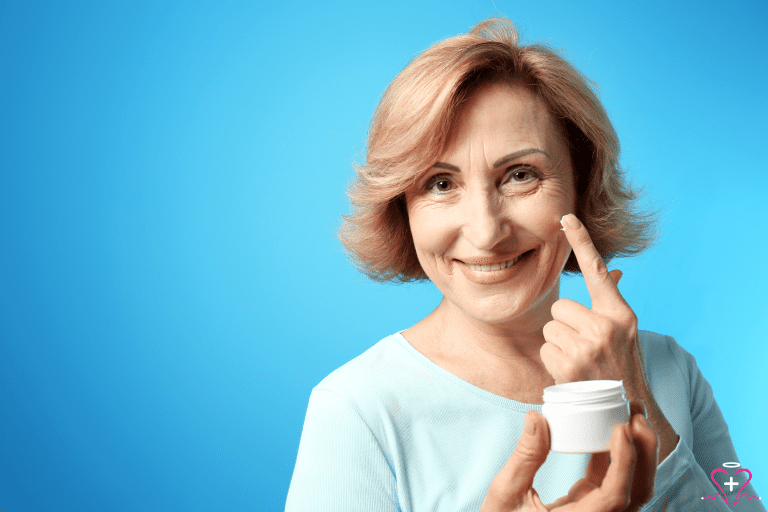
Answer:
[
  {"left": 459, "top": 295, "right": 539, "bottom": 326},
  {"left": 446, "top": 274, "right": 562, "bottom": 328}
]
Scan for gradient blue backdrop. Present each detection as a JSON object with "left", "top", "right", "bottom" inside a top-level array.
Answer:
[{"left": 1, "top": 1, "right": 766, "bottom": 510}]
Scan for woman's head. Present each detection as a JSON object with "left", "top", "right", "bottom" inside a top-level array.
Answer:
[{"left": 339, "top": 17, "right": 656, "bottom": 283}]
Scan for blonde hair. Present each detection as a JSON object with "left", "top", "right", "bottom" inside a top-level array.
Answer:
[{"left": 339, "top": 17, "right": 658, "bottom": 283}]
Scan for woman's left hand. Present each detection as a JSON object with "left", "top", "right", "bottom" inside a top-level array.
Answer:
[
  {"left": 541, "top": 213, "right": 678, "bottom": 463},
  {"left": 540, "top": 213, "right": 645, "bottom": 394}
]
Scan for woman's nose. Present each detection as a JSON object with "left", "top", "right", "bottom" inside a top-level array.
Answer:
[{"left": 461, "top": 192, "right": 512, "bottom": 249}]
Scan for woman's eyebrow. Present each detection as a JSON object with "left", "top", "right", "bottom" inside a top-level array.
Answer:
[{"left": 433, "top": 148, "right": 551, "bottom": 173}]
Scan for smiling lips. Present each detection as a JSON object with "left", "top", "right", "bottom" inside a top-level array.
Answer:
[
  {"left": 466, "top": 255, "right": 522, "bottom": 272},
  {"left": 456, "top": 249, "right": 535, "bottom": 284},
  {"left": 461, "top": 250, "right": 533, "bottom": 272}
]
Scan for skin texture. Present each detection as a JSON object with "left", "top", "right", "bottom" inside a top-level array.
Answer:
[{"left": 402, "top": 83, "right": 678, "bottom": 509}]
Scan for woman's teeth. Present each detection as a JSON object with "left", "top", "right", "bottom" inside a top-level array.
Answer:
[{"left": 466, "top": 253, "right": 525, "bottom": 272}]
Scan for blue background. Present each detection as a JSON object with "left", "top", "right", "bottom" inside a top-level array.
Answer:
[{"left": 1, "top": 1, "right": 766, "bottom": 510}]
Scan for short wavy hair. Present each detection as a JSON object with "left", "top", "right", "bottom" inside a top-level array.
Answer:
[{"left": 339, "top": 17, "right": 658, "bottom": 283}]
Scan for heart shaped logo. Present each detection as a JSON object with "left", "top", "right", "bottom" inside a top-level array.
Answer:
[{"left": 710, "top": 468, "right": 753, "bottom": 505}]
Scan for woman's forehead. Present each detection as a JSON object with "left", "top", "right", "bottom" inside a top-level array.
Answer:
[{"left": 441, "top": 83, "right": 567, "bottom": 165}]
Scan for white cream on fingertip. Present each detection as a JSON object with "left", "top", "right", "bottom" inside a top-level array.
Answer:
[{"left": 560, "top": 215, "right": 567, "bottom": 231}]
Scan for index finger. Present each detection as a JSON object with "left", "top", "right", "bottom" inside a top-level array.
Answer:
[
  {"left": 597, "top": 422, "right": 636, "bottom": 511},
  {"left": 585, "top": 400, "right": 646, "bottom": 489},
  {"left": 560, "top": 214, "right": 625, "bottom": 309},
  {"left": 629, "top": 410, "right": 659, "bottom": 506}
]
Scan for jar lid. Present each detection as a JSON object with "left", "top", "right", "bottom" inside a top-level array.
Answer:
[{"left": 543, "top": 380, "right": 625, "bottom": 404}]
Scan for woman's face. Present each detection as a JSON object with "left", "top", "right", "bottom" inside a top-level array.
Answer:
[{"left": 405, "top": 83, "right": 576, "bottom": 329}]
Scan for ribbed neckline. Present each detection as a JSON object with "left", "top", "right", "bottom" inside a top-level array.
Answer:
[{"left": 391, "top": 330, "right": 542, "bottom": 413}]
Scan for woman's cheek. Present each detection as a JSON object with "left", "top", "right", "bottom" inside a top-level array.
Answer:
[{"left": 411, "top": 216, "right": 451, "bottom": 274}]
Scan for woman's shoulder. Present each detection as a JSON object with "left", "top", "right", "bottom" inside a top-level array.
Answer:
[
  {"left": 638, "top": 330, "right": 716, "bottom": 452},
  {"left": 638, "top": 329, "right": 697, "bottom": 372},
  {"left": 638, "top": 330, "right": 693, "bottom": 384},
  {"left": 638, "top": 329, "right": 713, "bottom": 411},
  {"left": 311, "top": 331, "right": 418, "bottom": 405}
]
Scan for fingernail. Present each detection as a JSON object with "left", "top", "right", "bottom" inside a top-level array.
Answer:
[
  {"left": 624, "top": 423, "right": 632, "bottom": 442},
  {"left": 562, "top": 214, "right": 582, "bottom": 230},
  {"left": 524, "top": 411, "right": 537, "bottom": 435}
]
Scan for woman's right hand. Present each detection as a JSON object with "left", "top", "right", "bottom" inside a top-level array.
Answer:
[{"left": 480, "top": 402, "right": 658, "bottom": 512}]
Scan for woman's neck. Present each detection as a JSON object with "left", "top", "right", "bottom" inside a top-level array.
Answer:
[
  {"left": 431, "top": 285, "right": 557, "bottom": 360},
  {"left": 403, "top": 301, "right": 556, "bottom": 403}
]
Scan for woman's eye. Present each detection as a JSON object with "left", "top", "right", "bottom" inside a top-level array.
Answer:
[
  {"left": 426, "top": 176, "right": 454, "bottom": 194},
  {"left": 507, "top": 166, "right": 539, "bottom": 184}
]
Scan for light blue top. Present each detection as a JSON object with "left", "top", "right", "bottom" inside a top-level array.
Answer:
[{"left": 286, "top": 330, "right": 764, "bottom": 511}]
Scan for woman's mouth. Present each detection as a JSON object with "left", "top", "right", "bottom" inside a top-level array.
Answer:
[
  {"left": 464, "top": 250, "right": 535, "bottom": 272},
  {"left": 456, "top": 249, "right": 536, "bottom": 284}
]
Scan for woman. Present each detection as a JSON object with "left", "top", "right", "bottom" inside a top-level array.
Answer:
[{"left": 286, "top": 18, "right": 763, "bottom": 511}]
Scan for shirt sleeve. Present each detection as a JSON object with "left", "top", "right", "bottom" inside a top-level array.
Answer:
[
  {"left": 285, "top": 388, "right": 401, "bottom": 512},
  {"left": 642, "top": 338, "right": 765, "bottom": 511}
]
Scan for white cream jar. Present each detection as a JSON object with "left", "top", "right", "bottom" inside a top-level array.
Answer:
[{"left": 542, "top": 380, "right": 630, "bottom": 453}]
